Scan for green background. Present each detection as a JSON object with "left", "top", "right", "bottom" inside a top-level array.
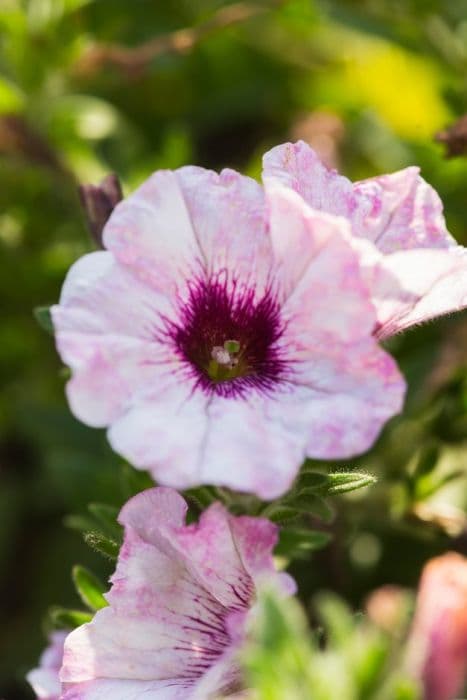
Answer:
[{"left": 1, "top": 1, "right": 466, "bottom": 697}]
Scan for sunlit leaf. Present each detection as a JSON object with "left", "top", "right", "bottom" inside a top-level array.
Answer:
[{"left": 72, "top": 565, "right": 108, "bottom": 611}]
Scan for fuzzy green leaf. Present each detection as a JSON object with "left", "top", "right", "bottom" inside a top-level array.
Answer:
[
  {"left": 83, "top": 530, "right": 120, "bottom": 560},
  {"left": 88, "top": 502, "right": 122, "bottom": 540},
  {"left": 325, "top": 471, "right": 377, "bottom": 495}
]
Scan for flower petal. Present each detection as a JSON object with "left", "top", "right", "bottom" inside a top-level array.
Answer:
[
  {"left": 370, "top": 247, "right": 467, "bottom": 338},
  {"left": 263, "top": 140, "right": 359, "bottom": 220},
  {"left": 103, "top": 166, "right": 272, "bottom": 298},
  {"left": 27, "top": 668, "right": 61, "bottom": 700},
  {"left": 175, "top": 166, "right": 272, "bottom": 296},
  {"left": 354, "top": 167, "right": 455, "bottom": 253},
  {"left": 62, "top": 488, "right": 289, "bottom": 698},
  {"left": 196, "top": 394, "right": 307, "bottom": 499},
  {"left": 265, "top": 181, "right": 376, "bottom": 341},
  {"left": 27, "top": 631, "right": 67, "bottom": 700},
  {"left": 263, "top": 141, "right": 454, "bottom": 253},
  {"left": 102, "top": 171, "right": 202, "bottom": 294},
  {"left": 275, "top": 343, "right": 405, "bottom": 459},
  {"left": 61, "top": 679, "right": 189, "bottom": 700},
  {"left": 51, "top": 251, "right": 180, "bottom": 427},
  {"left": 107, "top": 385, "right": 210, "bottom": 487}
]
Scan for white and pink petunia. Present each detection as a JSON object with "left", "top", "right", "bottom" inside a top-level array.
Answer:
[
  {"left": 263, "top": 141, "right": 467, "bottom": 339},
  {"left": 52, "top": 163, "right": 405, "bottom": 498},
  {"left": 60, "top": 487, "right": 295, "bottom": 699},
  {"left": 27, "top": 631, "right": 67, "bottom": 700}
]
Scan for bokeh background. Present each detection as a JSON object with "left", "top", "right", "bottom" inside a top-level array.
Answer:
[{"left": 1, "top": 0, "right": 467, "bottom": 697}]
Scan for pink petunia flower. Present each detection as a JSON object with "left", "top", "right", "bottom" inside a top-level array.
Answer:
[
  {"left": 52, "top": 166, "right": 404, "bottom": 498},
  {"left": 406, "top": 552, "right": 467, "bottom": 700},
  {"left": 27, "top": 631, "right": 68, "bottom": 700},
  {"left": 60, "top": 487, "right": 295, "bottom": 699},
  {"left": 263, "top": 141, "right": 467, "bottom": 339}
]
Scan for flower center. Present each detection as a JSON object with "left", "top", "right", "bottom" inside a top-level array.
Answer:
[
  {"left": 167, "top": 278, "right": 286, "bottom": 397},
  {"left": 208, "top": 339, "right": 244, "bottom": 382}
]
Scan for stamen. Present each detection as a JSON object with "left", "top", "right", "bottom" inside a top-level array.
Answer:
[
  {"left": 208, "top": 339, "right": 242, "bottom": 382},
  {"left": 211, "top": 346, "right": 232, "bottom": 366}
]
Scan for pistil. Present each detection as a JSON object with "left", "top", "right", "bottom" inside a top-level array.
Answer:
[{"left": 208, "top": 339, "right": 242, "bottom": 381}]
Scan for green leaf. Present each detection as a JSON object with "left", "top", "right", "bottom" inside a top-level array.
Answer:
[
  {"left": 413, "top": 444, "right": 440, "bottom": 477},
  {"left": 243, "top": 588, "right": 314, "bottom": 700},
  {"left": 83, "top": 530, "right": 120, "bottom": 560},
  {"left": 33, "top": 305, "right": 54, "bottom": 334},
  {"left": 265, "top": 505, "right": 302, "bottom": 524},
  {"left": 285, "top": 491, "right": 335, "bottom": 523},
  {"left": 49, "top": 606, "right": 92, "bottom": 629},
  {"left": 296, "top": 470, "right": 329, "bottom": 490},
  {"left": 314, "top": 593, "right": 355, "bottom": 647},
  {"left": 72, "top": 565, "right": 108, "bottom": 611},
  {"left": 184, "top": 486, "right": 220, "bottom": 509},
  {"left": 295, "top": 469, "right": 377, "bottom": 497},
  {"left": 88, "top": 502, "right": 122, "bottom": 540},
  {"left": 275, "top": 528, "right": 332, "bottom": 559},
  {"left": 120, "top": 463, "right": 155, "bottom": 498},
  {"left": 0, "top": 77, "right": 24, "bottom": 114},
  {"left": 325, "top": 471, "right": 377, "bottom": 495},
  {"left": 64, "top": 513, "right": 99, "bottom": 533}
]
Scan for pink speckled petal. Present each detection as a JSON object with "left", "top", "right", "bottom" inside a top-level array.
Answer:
[
  {"left": 355, "top": 167, "right": 455, "bottom": 253},
  {"left": 107, "top": 385, "right": 210, "bottom": 487},
  {"left": 102, "top": 171, "right": 202, "bottom": 294},
  {"left": 263, "top": 183, "right": 405, "bottom": 458},
  {"left": 368, "top": 247, "right": 467, "bottom": 338},
  {"left": 62, "top": 488, "right": 289, "bottom": 698},
  {"left": 61, "top": 679, "right": 190, "bottom": 699},
  {"left": 103, "top": 166, "right": 271, "bottom": 297},
  {"left": 229, "top": 516, "right": 296, "bottom": 595},
  {"left": 266, "top": 182, "right": 376, "bottom": 342},
  {"left": 27, "top": 668, "right": 62, "bottom": 700},
  {"left": 273, "top": 342, "right": 405, "bottom": 459},
  {"left": 109, "top": 385, "right": 304, "bottom": 499},
  {"left": 51, "top": 252, "right": 180, "bottom": 427},
  {"left": 263, "top": 141, "right": 454, "bottom": 254},
  {"left": 196, "top": 394, "right": 307, "bottom": 499},
  {"left": 263, "top": 141, "right": 359, "bottom": 219},
  {"left": 175, "top": 166, "right": 272, "bottom": 296},
  {"left": 27, "top": 631, "right": 67, "bottom": 700}
]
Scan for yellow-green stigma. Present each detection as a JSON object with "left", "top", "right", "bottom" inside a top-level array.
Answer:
[{"left": 207, "top": 339, "right": 245, "bottom": 382}]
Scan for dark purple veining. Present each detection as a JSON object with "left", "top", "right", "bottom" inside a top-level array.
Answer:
[{"left": 163, "top": 275, "right": 287, "bottom": 398}]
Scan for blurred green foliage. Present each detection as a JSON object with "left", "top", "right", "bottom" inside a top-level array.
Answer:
[
  {"left": 245, "top": 588, "right": 421, "bottom": 700},
  {"left": 1, "top": 0, "right": 467, "bottom": 697}
]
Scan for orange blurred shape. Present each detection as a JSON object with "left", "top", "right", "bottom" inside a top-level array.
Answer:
[
  {"left": 366, "top": 585, "right": 411, "bottom": 633},
  {"left": 407, "top": 552, "right": 467, "bottom": 700},
  {"left": 290, "top": 111, "right": 345, "bottom": 170}
]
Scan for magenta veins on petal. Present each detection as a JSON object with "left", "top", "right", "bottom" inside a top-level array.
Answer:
[{"left": 164, "top": 276, "right": 288, "bottom": 398}]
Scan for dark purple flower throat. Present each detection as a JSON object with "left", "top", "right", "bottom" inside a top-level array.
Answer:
[{"left": 168, "top": 277, "right": 286, "bottom": 397}]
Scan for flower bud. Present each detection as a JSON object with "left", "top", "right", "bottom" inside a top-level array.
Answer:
[
  {"left": 406, "top": 552, "right": 467, "bottom": 700},
  {"left": 78, "top": 173, "right": 123, "bottom": 248}
]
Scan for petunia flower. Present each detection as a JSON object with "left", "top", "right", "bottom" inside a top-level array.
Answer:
[
  {"left": 52, "top": 166, "right": 404, "bottom": 498},
  {"left": 405, "top": 552, "right": 467, "bottom": 700},
  {"left": 263, "top": 141, "right": 467, "bottom": 339},
  {"left": 27, "top": 631, "right": 68, "bottom": 700},
  {"left": 60, "top": 487, "right": 295, "bottom": 699}
]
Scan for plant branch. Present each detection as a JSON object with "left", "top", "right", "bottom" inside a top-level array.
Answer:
[{"left": 74, "top": 2, "right": 283, "bottom": 77}]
